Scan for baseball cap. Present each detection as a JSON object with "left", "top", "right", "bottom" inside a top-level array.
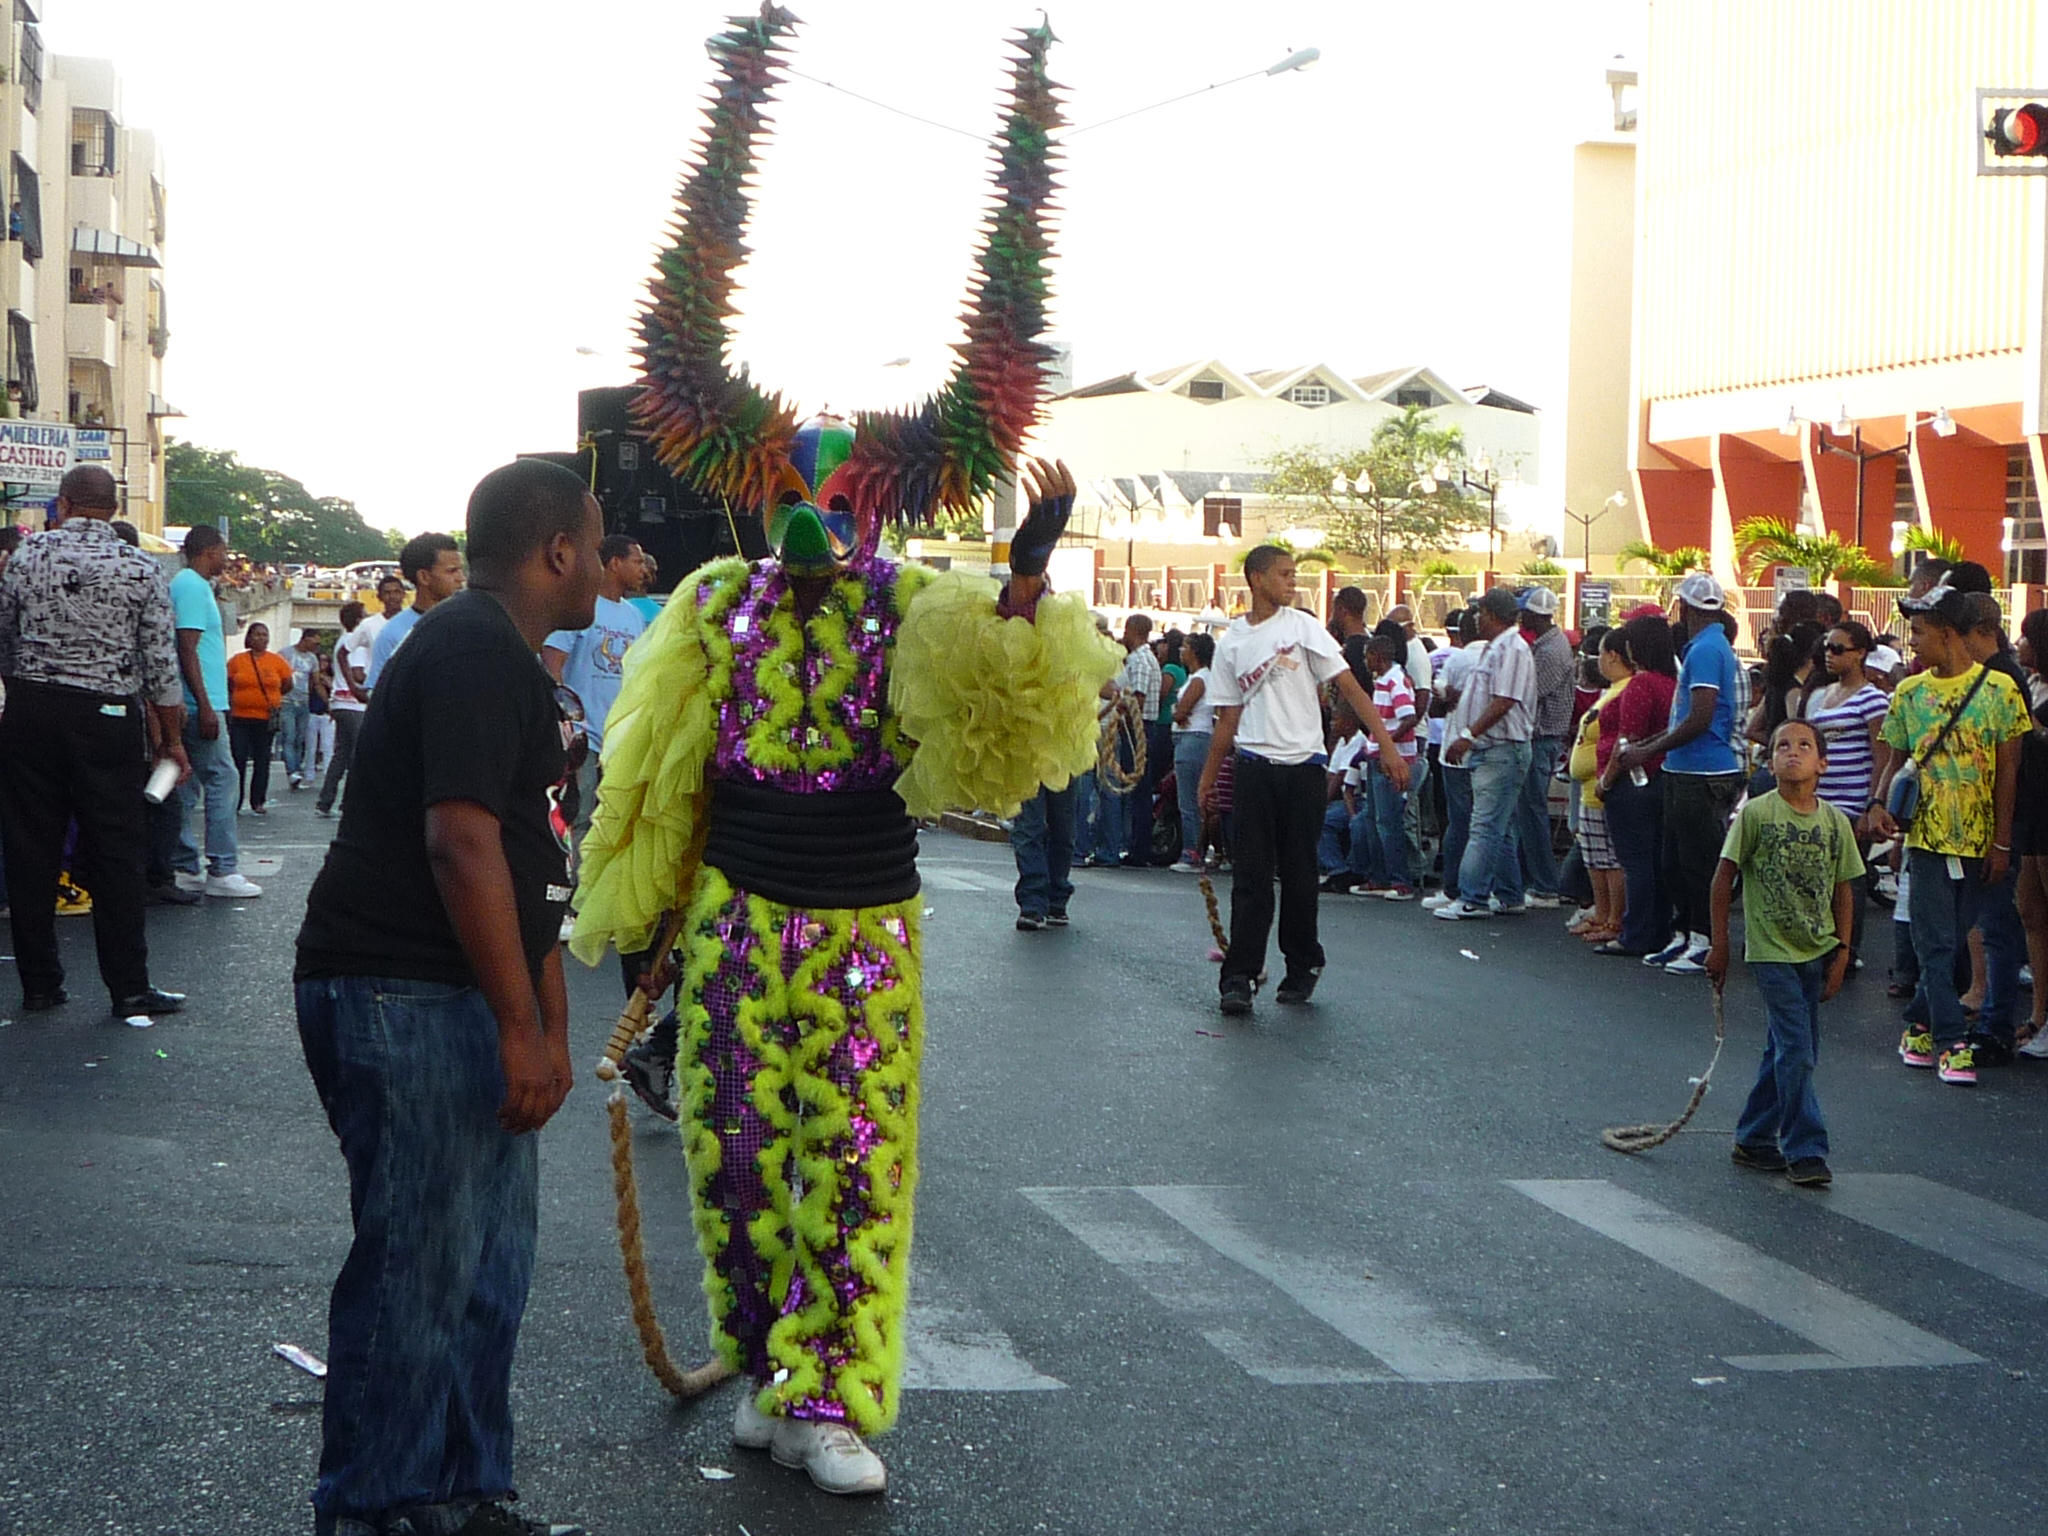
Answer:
[
  {"left": 1867, "top": 643, "right": 1903, "bottom": 677},
  {"left": 1519, "top": 586, "right": 1559, "bottom": 616},
  {"left": 1674, "top": 572, "right": 1725, "bottom": 611}
]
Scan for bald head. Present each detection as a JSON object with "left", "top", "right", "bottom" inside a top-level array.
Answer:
[{"left": 56, "top": 464, "right": 119, "bottom": 520}]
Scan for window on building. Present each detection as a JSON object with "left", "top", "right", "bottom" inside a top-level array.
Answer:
[
  {"left": 70, "top": 109, "right": 115, "bottom": 178},
  {"left": 1285, "top": 382, "right": 1331, "bottom": 407},
  {"left": 7, "top": 310, "right": 37, "bottom": 414},
  {"left": 2007, "top": 445, "right": 2045, "bottom": 585},
  {"left": 17, "top": 21, "right": 41, "bottom": 116},
  {"left": 1203, "top": 496, "right": 1241, "bottom": 539},
  {"left": 1185, "top": 378, "right": 1227, "bottom": 401},
  {"left": 10, "top": 153, "right": 41, "bottom": 263},
  {"left": 1393, "top": 385, "right": 1440, "bottom": 409}
]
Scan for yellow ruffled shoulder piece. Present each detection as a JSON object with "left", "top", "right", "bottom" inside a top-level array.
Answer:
[
  {"left": 569, "top": 557, "right": 750, "bottom": 966},
  {"left": 888, "top": 570, "right": 1119, "bottom": 821}
]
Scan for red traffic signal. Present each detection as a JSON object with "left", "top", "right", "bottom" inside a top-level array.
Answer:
[{"left": 1987, "top": 102, "right": 2048, "bottom": 156}]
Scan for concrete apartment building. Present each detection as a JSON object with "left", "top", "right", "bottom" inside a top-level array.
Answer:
[
  {"left": 1624, "top": 0, "right": 2046, "bottom": 587},
  {"left": 0, "top": 3, "right": 170, "bottom": 532}
]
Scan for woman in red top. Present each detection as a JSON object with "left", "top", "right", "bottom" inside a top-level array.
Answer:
[
  {"left": 225, "top": 622, "right": 294, "bottom": 814},
  {"left": 1593, "top": 614, "right": 1679, "bottom": 956}
]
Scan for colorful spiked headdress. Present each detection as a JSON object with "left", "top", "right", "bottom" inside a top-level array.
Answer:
[{"left": 633, "top": 4, "right": 1062, "bottom": 567}]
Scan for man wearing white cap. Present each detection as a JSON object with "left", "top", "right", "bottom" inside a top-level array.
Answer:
[
  {"left": 1613, "top": 572, "right": 1747, "bottom": 974},
  {"left": 1513, "top": 586, "right": 1574, "bottom": 907}
]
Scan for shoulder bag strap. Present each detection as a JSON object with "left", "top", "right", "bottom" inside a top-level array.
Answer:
[{"left": 1916, "top": 665, "right": 1990, "bottom": 765}]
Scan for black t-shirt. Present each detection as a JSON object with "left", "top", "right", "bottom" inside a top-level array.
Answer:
[{"left": 295, "top": 590, "right": 571, "bottom": 987}]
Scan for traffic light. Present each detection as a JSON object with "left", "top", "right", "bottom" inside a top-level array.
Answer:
[{"left": 1986, "top": 102, "right": 2048, "bottom": 157}]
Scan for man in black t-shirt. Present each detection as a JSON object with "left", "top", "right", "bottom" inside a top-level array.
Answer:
[{"left": 294, "top": 459, "right": 601, "bottom": 1536}]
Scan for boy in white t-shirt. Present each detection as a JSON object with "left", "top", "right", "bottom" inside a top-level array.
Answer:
[{"left": 1197, "top": 546, "right": 1409, "bottom": 1016}]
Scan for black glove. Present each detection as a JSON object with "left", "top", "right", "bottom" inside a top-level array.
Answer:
[{"left": 1010, "top": 490, "right": 1073, "bottom": 577}]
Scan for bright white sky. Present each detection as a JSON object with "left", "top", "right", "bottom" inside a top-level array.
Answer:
[{"left": 45, "top": 0, "right": 1645, "bottom": 536}]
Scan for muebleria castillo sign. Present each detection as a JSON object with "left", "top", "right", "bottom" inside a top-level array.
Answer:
[{"left": 0, "top": 420, "right": 80, "bottom": 490}]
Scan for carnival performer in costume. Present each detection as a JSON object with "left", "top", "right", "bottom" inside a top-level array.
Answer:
[{"left": 567, "top": 7, "right": 1112, "bottom": 1498}]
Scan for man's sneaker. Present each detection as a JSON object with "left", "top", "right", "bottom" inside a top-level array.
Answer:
[
  {"left": 1170, "top": 860, "right": 1203, "bottom": 874},
  {"left": 447, "top": 1501, "right": 587, "bottom": 1536},
  {"left": 146, "top": 882, "right": 202, "bottom": 907},
  {"left": 1015, "top": 911, "right": 1046, "bottom": 931},
  {"left": 2018, "top": 1030, "right": 2048, "bottom": 1060},
  {"left": 1936, "top": 1042, "right": 1979, "bottom": 1085},
  {"left": 733, "top": 1391, "right": 777, "bottom": 1450},
  {"left": 1433, "top": 898, "right": 1489, "bottom": 921},
  {"left": 1320, "top": 873, "right": 1355, "bottom": 893},
  {"left": 114, "top": 987, "right": 186, "bottom": 1017},
  {"left": 1665, "top": 944, "right": 1711, "bottom": 976},
  {"left": 1046, "top": 909, "right": 1069, "bottom": 927},
  {"left": 1275, "top": 967, "right": 1321, "bottom": 1004},
  {"left": 620, "top": 1034, "right": 678, "bottom": 1122},
  {"left": 770, "top": 1417, "right": 887, "bottom": 1496},
  {"left": 1522, "top": 892, "right": 1562, "bottom": 910},
  {"left": 1643, "top": 936, "right": 1690, "bottom": 968},
  {"left": 1380, "top": 884, "right": 1416, "bottom": 902},
  {"left": 1730, "top": 1141, "right": 1787, "bottom": 1172},
  {"left": 205, "top": 872, "right": 263, "bottom": 899},
  {"left": 1489, "top": 897, "right": 1528, "bottom": 915},
  {"left": 1786, "top": 1157, "right": 1833, "bottom": 1188},
  {"left": 173, "top": 870, "right": 205, "bottom": 893},
  {"left": 1219, "top": 977, "right": 1254, "bottom": 1016},
  {"left": 1899, "top": 1027, "right": 1935, "bottom": 1068},
  {"left": 1420, "top": 892, "right": 1457, "bottom": 912}
]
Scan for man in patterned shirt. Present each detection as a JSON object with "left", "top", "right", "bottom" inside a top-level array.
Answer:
[{"left": 0, "top": 465, "right": 189, "bottom": 1018}]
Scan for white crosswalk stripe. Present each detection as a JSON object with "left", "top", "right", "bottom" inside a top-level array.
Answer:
[
  {"left": 917, "top": 863, "right": 1009, "bottom": 893},
  {"left": 1784, "top": 1173, "right": 2048, "bottom": 1300},
  {"left": 903, "top": 1288, "right": 1064, "bottom": 1393},
  {"left": 1511, "top": 1179, "right": 1983, "bottom": 1372}
]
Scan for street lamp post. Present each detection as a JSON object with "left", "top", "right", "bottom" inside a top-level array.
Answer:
[
  {"left": 1437, "top": 452, "right": 1500, "bottom": 570},
  {"left": 1786, "top": 406, "right": 1955, "bottom": 555},
  {"left": 1332, "top": 468, "right": 1386, "bottom": 573},
  {"left": 1563, "top": 490, "right": 1629, "bottom": 570}
]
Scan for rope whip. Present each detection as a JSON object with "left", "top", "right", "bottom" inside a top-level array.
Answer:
[
  {"left": 1096, "top": 694, "right": 1147, "bottom": 793},
  {"left": 594, "top": 909, "right": 737, "bottom": 1399},
  {"left": 1600, "top": 981, "right": 1728, "bottom": 1154},
  {"left": 1198, "top": 873, "right": 1230, "bottom": 954}
]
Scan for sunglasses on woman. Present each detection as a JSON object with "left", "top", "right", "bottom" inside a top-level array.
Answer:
[{"left": 1823, "top": 643, "right": 1864, "bottom": 656}]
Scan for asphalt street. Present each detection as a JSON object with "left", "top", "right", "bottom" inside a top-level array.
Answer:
[{"left": 4, "top": 791, "right": 2048, "bottom": 1535}]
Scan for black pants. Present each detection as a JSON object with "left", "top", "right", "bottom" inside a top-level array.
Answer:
[
  {"left": 1222, "top": 753, "right": 1326, "bottom": 990},
  {"left": 229, "top": 716, "right": 275, "bottom": 811},
  {"left": 317, "top": 708, "right": 363, "bottom": 812},
  {"left": 0, "top": 680, "right": 153, "bottom": 1004},
  {"left": 1661, "top": 772, "right": 1741, "bottom": 939}
]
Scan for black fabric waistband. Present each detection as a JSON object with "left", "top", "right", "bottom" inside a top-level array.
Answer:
[
  {"left": 702, "top": 779, "right": 921, "bottom": 910},
  {"left": 8, "top": 677, "right": 137, "bottom": 708}
]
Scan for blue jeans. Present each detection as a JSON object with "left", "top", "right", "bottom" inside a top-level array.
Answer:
[
  {"left": 1736, "top": 958, "right": 1829, "bottom": 1163},
  {"left": 1172, "top": 731, "right": 1211, "bottom": 856},
  {"left": 280, "top": 699, "right": 310, "bottom": 781},
  {"left": 1455, "top": 741, "right": 1531, "bottom": 907},
  {"left": 176, "top": 721, "right": 239, "bottom": 877},
  {"left": 1319, "top": 800, "right": 1352, "bottom": 874},
  {"left": 1010, "top": 782, "right": 1076, "bottom": 919},
  {"left": 296, "top": 976, "right": 539, "bottom": 1532},
  {"left": 1441, "top": 764, "right": 1472, "bottom": 898},
  {"left": 1369, "top": 760, "right": 1414, "bottom": 887},
  {"left": 1070, "top": 770, "right": 1099, "bottom": 861},
  {"left": 1515, "top": 735, "right": 1563, "bottom": 898},
  {"left": 1604, "top": 772, "right": 1670, "bottom": 954},
  {"left": 1401, "top": 751, "right": 1431, "bottom": 888},
  {"left": 1907, "top": 848, "right": 2022, "bottom": 1050}
]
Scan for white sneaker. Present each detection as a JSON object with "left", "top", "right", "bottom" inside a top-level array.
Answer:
[
  {"left": 1564, "top": 908, "right": 1596, "bottom": 933},
  {"left": 1643, "top": 936, "right": 1689, "bottom": 967},
  {"left": 2018, "top": 1030, "right": 2048, "bottom": 1059},
  {"left": 769, "top": 1418, "right": 886, "bottom": 1495},
  {"left": 1421, "top": 892, "right": 1456, "bottom": 911},
  {"left": 733, "top": 1392, "right": 776, "bottom": 1450},
  {"left": 1169, "top": 861, "right": 1202, "bottom": 874},
  {"left": 1433, "top": 898, "right": 1489, "bottom": 921},
  {"left": 1522, "top": 893, "right": 1562, "bottom": 910},
  {"left": 1664, "top": 945, "right": 1710, "bottom": 975},
  {"left": 173, "top": 871, "right": 205, "bottom": 893},
  {"left": 1489, "top": 897, "right": 1528, "bottom": 915},
  {"left": 205, "top": 873, "right": 264, "bottom": 899}
]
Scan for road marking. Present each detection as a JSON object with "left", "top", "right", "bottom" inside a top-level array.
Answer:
[
  {"left": 903, "top": 1292, "right": 1064, "bottom": 1392},
  {"left": 918, "top": 866, "right": 1006, "bottom": 893},
  {"left": 1023, "top": 1185, "right": 1542, "bottom": 1384},
  {"left": 1510, "top": 1179, "right": 1982, "bottom": 1372},
  {"left": 1794, "top": 1174, "right": 2048, "bottom": 1300}
]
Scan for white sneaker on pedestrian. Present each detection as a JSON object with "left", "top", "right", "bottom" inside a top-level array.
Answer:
[
  {"left": 733, "top": 1393, "right": 776, "bottom": 1450},
  {"left": 769, "top": 1418, "right": 886, "bottom": 1495},
  {"left": 1664, "top": 945, "right": 1710, "bottom": 975},
  {"left": 1522, "top": 893, "right": 1562, "bottom": 910},
  {"left": 1421, "top": 892, "right": 1456, "bottom": 911},
  {"left": 1489, "top": 897, "right": 1528, "bottom": 915},
  {"left": 205, "top": 873, "right": 264, "bottom": 898},
  {"left": 1643, "top": 936, "right": 1689, "bottom": 967},
  {"left": 1565, "top": 907, "right": 1596, "bottom": 933},
  {"left": 1169, "top": 861, "right": 1202, "bottom": 874},
  {"left": 2018, "top": 1031, "right": 2048, "bottom": 1059},
  {"left": 173, "top": 871, "right": 206, "bottom": 893},
  {"left": 1433, "top": 898, "right": 1489, "bottom": 921}
]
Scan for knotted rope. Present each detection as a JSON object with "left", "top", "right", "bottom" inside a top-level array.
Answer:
[
  {"left": 1198, "top": 873, "right": 1229, "bottom": 955},
  {"left": 1096, "top": 693, "right": 1147, "bottom": 794},
  {"left": 595, "top": 910, "right": 736, "bottom": 1399},
  {"left": 1600, "top": 982, "right": 1728, "bottom": 1153}
]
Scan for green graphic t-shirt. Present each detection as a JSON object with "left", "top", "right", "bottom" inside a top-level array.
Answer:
[
  {"left": 1719, "top": 791, "right": 1865, "bottom": 964},
  {"left": 1878, "top": 664, "right": 2031, "bottom": 857}
]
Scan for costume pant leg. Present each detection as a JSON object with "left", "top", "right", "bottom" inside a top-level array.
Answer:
[{"left": 677, "top": 872, "right": 924, "bottom": 1436}]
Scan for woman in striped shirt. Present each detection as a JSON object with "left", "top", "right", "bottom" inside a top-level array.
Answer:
[{"left": 1802, "top": 619, "right": 1890, "bottom": 955}]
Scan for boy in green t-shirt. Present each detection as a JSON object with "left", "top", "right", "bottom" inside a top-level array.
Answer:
[{"left": 1707, "top": 720, "right": 1865, "bottom": 1187}]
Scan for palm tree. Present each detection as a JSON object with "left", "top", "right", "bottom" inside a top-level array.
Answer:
[
  {"left": 1733, "top": 517, "right": 1893, "bottom": 585},
  {"left": 1617, "top": 540, "right": 1710, "bottom": 576},
  {"left": 1901, "top": 526, "right": 1968, "bottom": 565}
]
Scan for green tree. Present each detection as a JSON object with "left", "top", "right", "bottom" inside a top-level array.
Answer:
[
  {"left": 1260, "top": 405, "right": 1491, "bottom": 572},
  {"left": 1617, "top": 539, "right": 1710, "bottom": 576},
  {"left": 1901, "top": 525, "right": 1967, "bottom": 565},
  {"left": 165, "top": 439, "right": 391, "bottom": 565},
  {"left": 1733, "top": 516, "right": 1893, "bottom": 584}
]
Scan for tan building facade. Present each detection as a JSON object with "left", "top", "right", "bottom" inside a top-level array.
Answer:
[
  {"left": 0, "top": 7, "right": 170, "bottom": 532},
  {"left": 1627, "top": 0, "right": 2047, "bottom": 586}
]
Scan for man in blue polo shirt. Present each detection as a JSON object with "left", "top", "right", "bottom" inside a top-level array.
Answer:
[{"left": 1613, "top": 572, "right": 1746, "bottom": 975}]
